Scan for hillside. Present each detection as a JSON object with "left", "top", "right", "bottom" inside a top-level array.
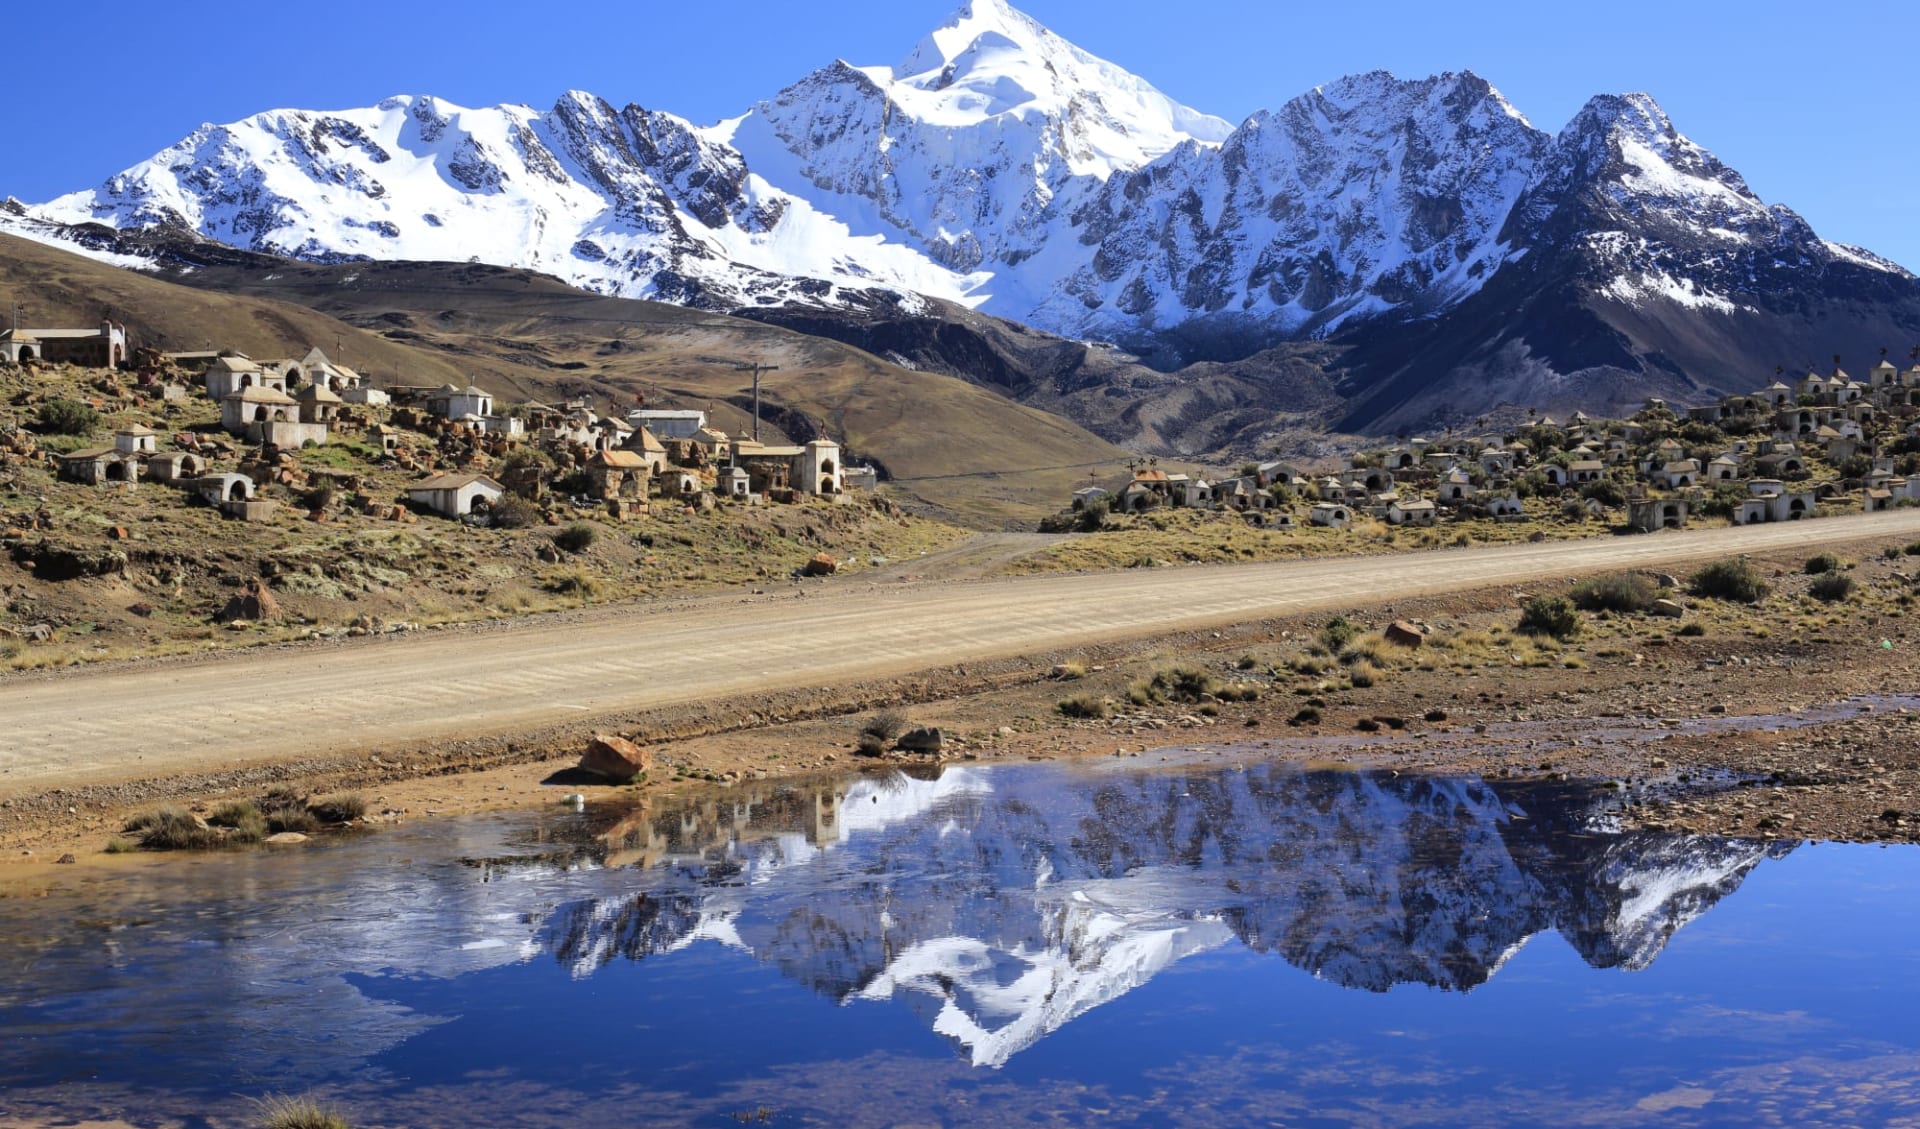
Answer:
[{"left": 0, "top": 234, "right": 1135, "bottom": 525}]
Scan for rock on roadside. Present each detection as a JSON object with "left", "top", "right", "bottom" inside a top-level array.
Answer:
[{"left": 579, "top": 734, "right": 651, "bottom": 782}]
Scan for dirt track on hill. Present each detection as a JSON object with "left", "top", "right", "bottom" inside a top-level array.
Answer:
[{"left": 6, "top": 510, "right": 1920, "bottom": 798}]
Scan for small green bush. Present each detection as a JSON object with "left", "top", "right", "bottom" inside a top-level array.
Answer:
[
  {"left": 1518, "top": 595, "right": 1581, "bottom": 640},
  {"left": 207, "top": 801, "right": 267, "bottom": 844},
  {"left": 265, "top": 803, "right": 320, "bottom": 835},
  {"left": 545, "top": 569, "right": 600, "bottom": 598},
  {"left": 35, "top": 399, "right": 99, "bottom": 436},
  {"left": 1130, "top": 665, "right": 1221, "bottom": 705},
  {"left": 1056, "top": 694, "right": 1110, "bottom": 720},
  {"left": 1289, "top": 706, "right": 1322, "bottom": 726},
  {"left": 1904, "top": 541, "right": 1920, "bottom": 558},
  {"left": 124, "top": 807, "right": 225, "bottom": 851},
  {"left": 1570, "top": 573, "right": 1658, "bottom": 614},
  {"left": 1319, "top": 616, "right": 1358, "bottom": 652},
  {"left": 254, "top": 1093, "right": 352, "bottom": 1129},
  {"left": 861, "top": 709, "right": 909, "bottom": 740},
  {"left": 489, "top": 493, "right": 541, "bottom": 529},
  {"left": 1804, "top": 552, "right": 1842, "bottom": 575},
  {"left": 1809, "top": 573, "right": 1855, "bottom": 602},
  {"left": 554, "top": 523, "right": 597, "bottom": 554},
  {"left": 308, "top": 793, "right": 366, "bottom": 824},
  {"left": 1690, "top": 558, "right": 1770, "bottom": 603},
  {"left": 854, "top": 732, "right": 887, "bottom": 757}
]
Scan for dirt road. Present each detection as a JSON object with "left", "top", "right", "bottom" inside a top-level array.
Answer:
[{"left": 6, "top": 511, "right": 1920, "bottom": 796}]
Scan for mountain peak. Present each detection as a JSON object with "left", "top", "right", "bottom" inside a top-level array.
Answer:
[
  {"left": 887, "top": 1, "right": 1231, "bottom": 146},
  {"left": 1566, "top": 91, "right": 1675, "bottom": 143}
]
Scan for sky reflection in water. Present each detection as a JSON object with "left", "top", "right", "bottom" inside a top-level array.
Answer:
[{"left": 1, "top": 756, "right": 1916, "bottom": 1127}]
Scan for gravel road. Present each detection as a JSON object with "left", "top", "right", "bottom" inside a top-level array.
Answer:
[{"left": 7, "top": 510, "right": 1919, "bottom": 797}]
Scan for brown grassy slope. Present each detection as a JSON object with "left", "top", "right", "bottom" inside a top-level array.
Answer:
[
  {"left": 177, "top": 259, "right": 1137, "bottom": 527},
  {"left": 0, "top": 233, "right": 478, "bottom": 387},
  {"left": 7, "top": 241, "right": 1134, "bottom": 526}
]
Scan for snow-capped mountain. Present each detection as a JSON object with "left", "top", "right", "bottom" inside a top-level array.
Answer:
[
  {"left": 24, "top": 0, "right": 1920, "bottom": 433},
  {"left": 530, "top": 763, "right": 1789, "bottom": 1065},
  {"left": 1042, "top": 70, "right": 1548, "bottom": 343}
]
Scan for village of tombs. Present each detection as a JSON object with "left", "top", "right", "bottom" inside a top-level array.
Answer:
[{"left": 5, "top": 311, "right": 1920, "bottom": 859}]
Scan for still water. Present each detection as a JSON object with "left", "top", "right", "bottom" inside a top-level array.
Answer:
[{"left": 1, "top": 756, "right": 1916, "bottom": 1127}]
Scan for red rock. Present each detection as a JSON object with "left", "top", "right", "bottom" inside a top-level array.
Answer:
[
  {"left": 1385, "top": 621, "right": 1427, "bottom": 648},
  {"left": 803, "top": 552, "right": 838, "bottom": 577},
  {"left": 215, "top": 578, "right": 283, "bottom": 624},
  {"left": 579, "top": 734, "right": 651, "bottom": 782}
]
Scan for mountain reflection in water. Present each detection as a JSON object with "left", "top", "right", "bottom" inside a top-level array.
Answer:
[
  {"left": 532, "top": 762, "right": 1787, "bottom": 1067},
  {"left": 11, "top": 755, "right": 1866, "bottom": 1129}
]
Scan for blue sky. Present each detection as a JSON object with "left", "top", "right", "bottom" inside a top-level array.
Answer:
[{"left": 3, "top": 0, "right": 1915, "bottom": 268}]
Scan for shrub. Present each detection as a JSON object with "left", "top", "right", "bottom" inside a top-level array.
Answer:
[
  {"left": 1056, "top": 694, "right": 1110, "bottom": 720},
  {"left": 1348, "top": 660, "right": 1381, "bottom": 688},
  {"left": 554, "top": 523, "right": 597, "bottom": 554},
  {"left": 1517, "top": 595, "right": 1581, "bottom": 640},
  {"left": 1804, "top": 552, "right": 1842, "bottom": 575},
  {"left": 1288, "top": 706, "right": 1322, "bottom": 726},
  {"left": 265, "top": 802, "right": 320, "bottom": 834},
  {"left": 124, "top": 807, "right": 225, "bottom": 851},
  {"left": 208, "top": 801, "right": 267, "bottom": 844},
  {"left": 1319, "top": 616, "right": 1358, "bottom": 652},
  {"left": 1809, "top": 573, "right": 1855, "bottom": 602},
  {"left": 1570, "top": 573, "right": 1657, "bottom": 614},
  {"left": 545, "top": 569, "right": 600, "bottom": 598},
  {"left": 1075, "top": 499, "right": 1109, "bottom": 533},
  {"left": 854, "top": 732, "right": 887, "bottom": 757},
  {"left": 1579, "top": 477, "right": 1626, "bottom": 507},
  {"left": 308, "top": 793, "right": 366, "bottom": 824},
  {"left": 1904, "top": 541, "right": 1920, "bottom": 558},
  {"left": 35, "top": 399, "right": 99, "bottom": 436},
  {"left": 1690, "top": 558, "right": 1769, "bottom": 603},
  {"left": 1288, "top": 653, "right": 1331, "bottom": 677},
  {"left": 254, "top": 1093, "right": 352, "bottom": 1129},
  {"left": 861, "top": 709, "right": 909, "bottom": 741},
  {"left": 490, "top": 493, "right": 542, "bottom": 529},
  {"left": 1137, "top": 665, "right": 1221, "bottom": 704},
  {"left": 1676, "top": 622, "right": 1707, "bottom": 637},
  {"left": 500, "top": 448, "right": 553, "bottom": 475}
]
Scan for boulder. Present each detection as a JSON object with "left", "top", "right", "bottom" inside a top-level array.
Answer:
[
  {"left": 1650, "top": 598, "right": 1687, "bottom": 618},
  {"left": 579, "top": 734, "right": 651, "bottom": 782},
  {"left": 896, "top": 727, "right": 945, "bottom": 754},
  {"left": 1384, "top": 621, "right": 1427, "bottom": 648},
  {"left": 803, "top": 552, "right": 839, "bottom": 577},
  {"left": 216, "top": 578, "right": 283, "bottom": 624}
]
